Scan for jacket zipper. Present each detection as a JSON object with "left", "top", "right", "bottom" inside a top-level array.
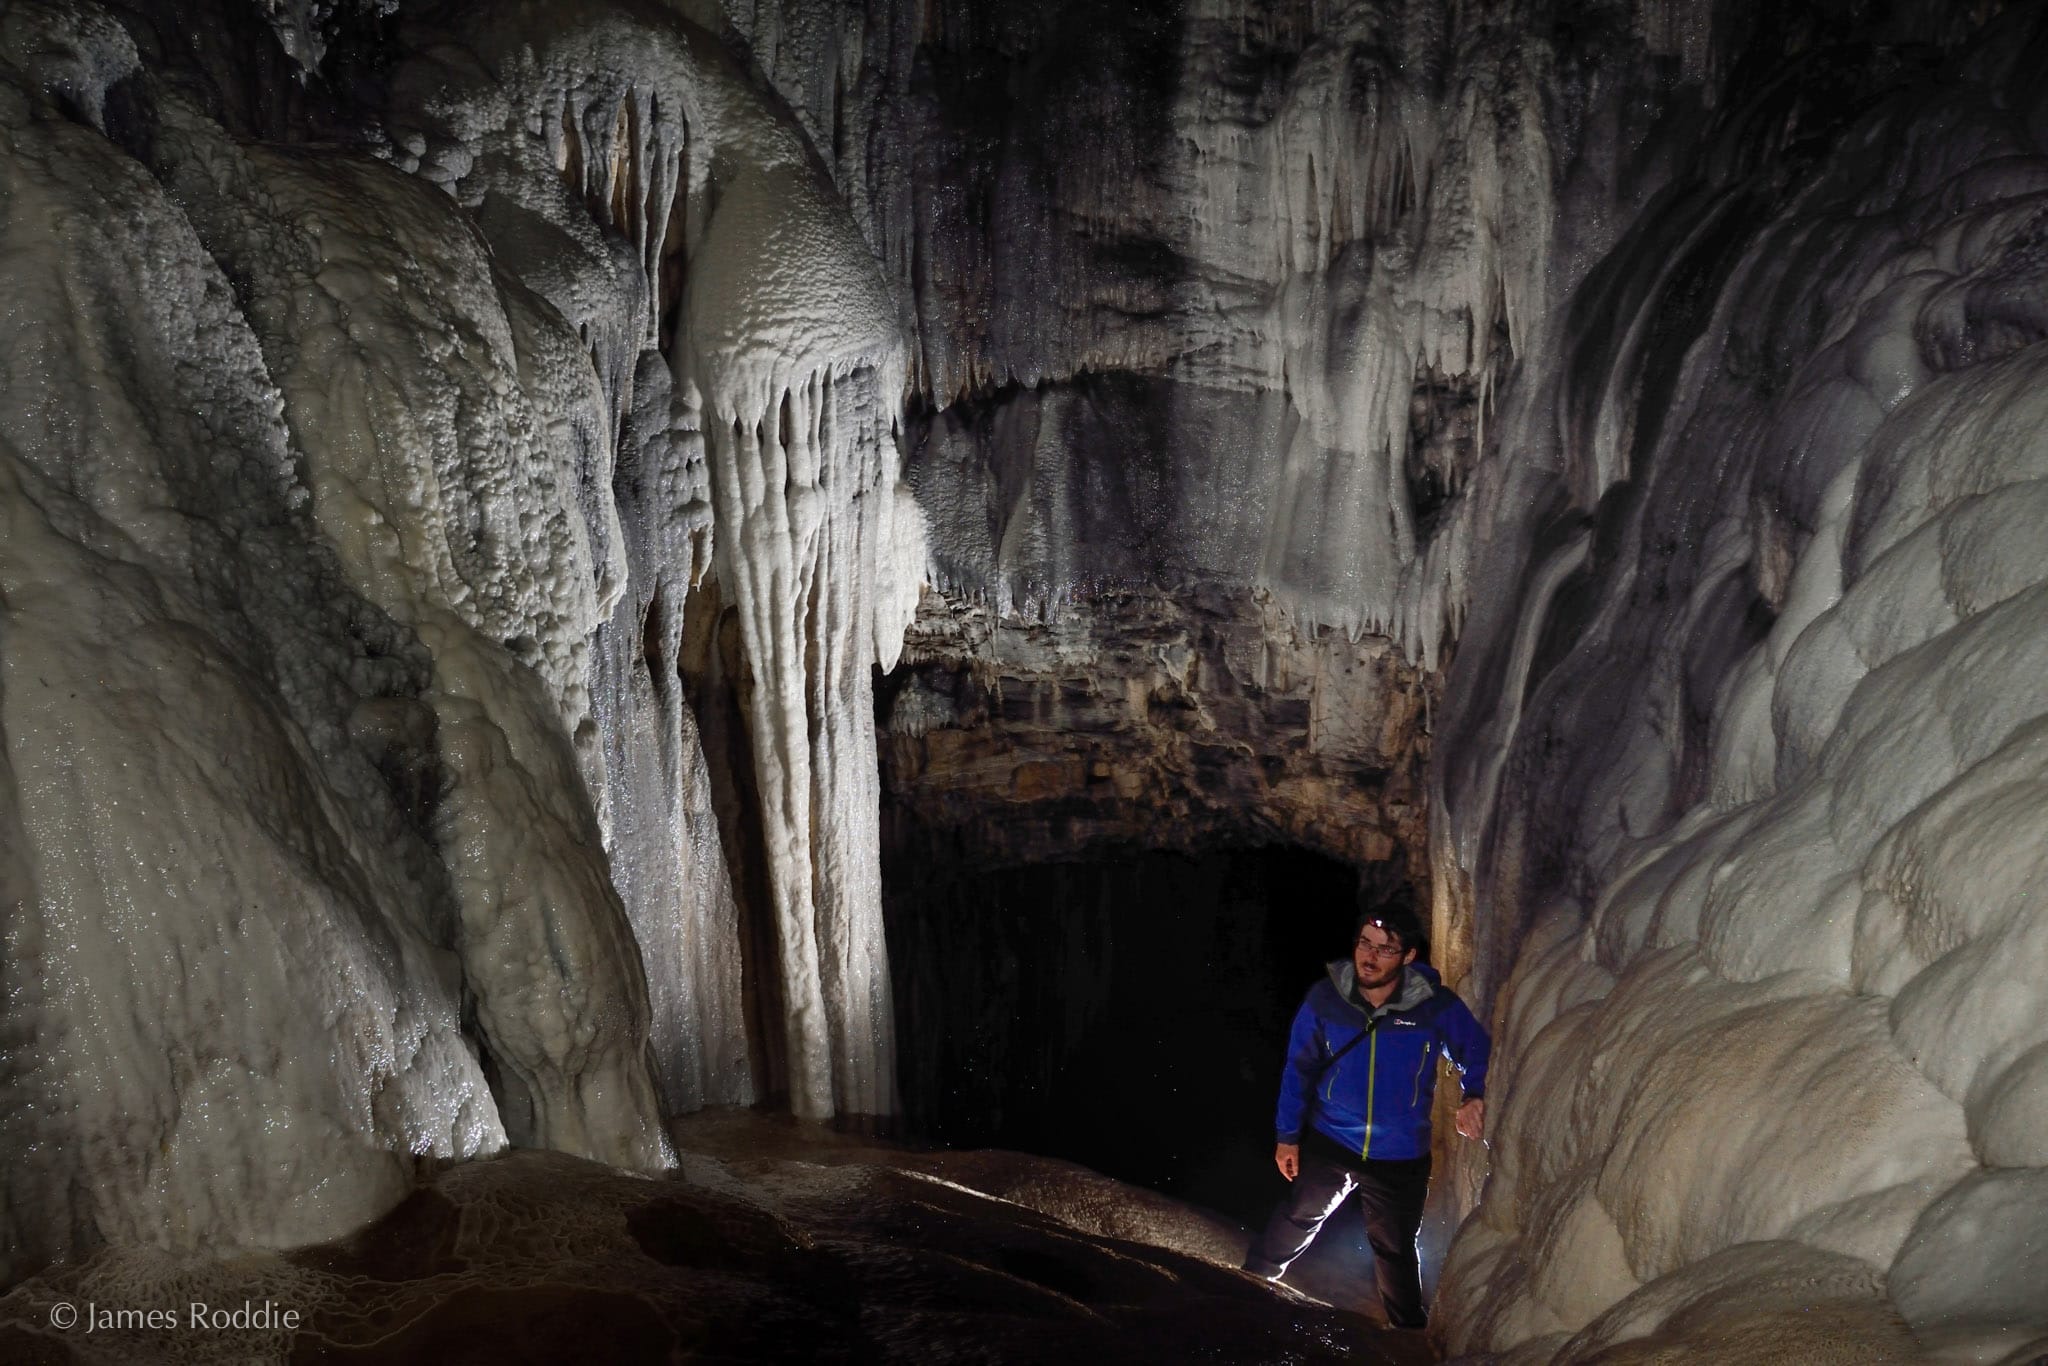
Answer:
[
  {"left": 1362, "top": 1028, "right": 1378, "bottom": 1160},
  {"left": 1412, "top": 1043, "right": 1432, "bottom": 1108}
]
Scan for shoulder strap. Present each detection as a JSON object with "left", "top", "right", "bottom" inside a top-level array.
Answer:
[
  {"left": 1297, "top": 989, "right": 1383, "bottom": 1138},
  {"left": 1312, "top": 1015, "right": 1377, "bottom": 1086}
]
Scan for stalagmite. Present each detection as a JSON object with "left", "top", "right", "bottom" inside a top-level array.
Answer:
[{"left": 686, "top": 164, "right": 924, "bottom": 1115}]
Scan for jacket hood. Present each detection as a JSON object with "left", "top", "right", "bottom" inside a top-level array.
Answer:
[{"left": 1326, "top": 958, "right": 1438, "bottom": 1016}]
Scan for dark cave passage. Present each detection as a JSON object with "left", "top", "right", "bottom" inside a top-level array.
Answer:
[{"left": 884, "top": 840, "right": 1383, "bottom": 1225}]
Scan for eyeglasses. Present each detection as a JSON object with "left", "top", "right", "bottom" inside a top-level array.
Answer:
[{"left": 1354, "top": 937, "right": 1407, "bottom": 959}]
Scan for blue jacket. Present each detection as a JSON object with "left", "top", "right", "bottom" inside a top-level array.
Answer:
[{"left": 1275, "top": 961, "right": 1491, "bottom": 1161}]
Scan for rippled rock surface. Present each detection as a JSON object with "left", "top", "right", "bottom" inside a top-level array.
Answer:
[{"left": 0, "top": 1117, "right": 1431, "bottom": 1365}]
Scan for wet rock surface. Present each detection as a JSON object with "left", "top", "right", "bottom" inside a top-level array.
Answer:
[{"left": 0, "top": 1117, "right": 1433, "bottom": 1365}]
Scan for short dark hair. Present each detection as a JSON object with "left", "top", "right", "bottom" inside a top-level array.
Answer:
[{"left": 1355, "top": 903, "right": 1425, "bottom": 954}]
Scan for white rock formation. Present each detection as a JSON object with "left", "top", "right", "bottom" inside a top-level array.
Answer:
[
  {"left": 742, "top": 0, "right": 1562, "bottom": 664},
  {"left": 0, "top": 0, "right": 921, "bottom": 1275},
  {"left": 1431, "top": 13, "right": 2048, "bottom": 1360},
  {"left": 384, "top": 0, "right": 926, "bottom": 1123},
  {"left": 0, "top": 12, "right": 506, "bottom": 1277}
]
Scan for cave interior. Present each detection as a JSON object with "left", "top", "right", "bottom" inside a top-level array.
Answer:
[{"left": 3, "top": 0, "right": 2048, "bottom": 1361}]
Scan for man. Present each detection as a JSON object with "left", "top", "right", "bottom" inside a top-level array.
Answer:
[{"left": 1243, "top": 904, "right": 1491, "bottom": 1329}]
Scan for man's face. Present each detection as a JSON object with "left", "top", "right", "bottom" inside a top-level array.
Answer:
[{"left": 1354, "top": 923, "right": 1416, "bottom": 991}]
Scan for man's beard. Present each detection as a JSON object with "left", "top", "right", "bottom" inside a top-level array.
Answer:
[{"left": 1358, "top": 959, "right": 1403, "bottom": 991}]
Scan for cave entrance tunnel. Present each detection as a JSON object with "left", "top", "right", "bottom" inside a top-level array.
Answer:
[{"left": 883, "top": 837, "right": 1421, "bottom": 1228}]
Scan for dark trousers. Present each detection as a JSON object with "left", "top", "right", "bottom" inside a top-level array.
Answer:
[{"left": 1243, "top": 1137, "right": 1433, "bottom": 1329}]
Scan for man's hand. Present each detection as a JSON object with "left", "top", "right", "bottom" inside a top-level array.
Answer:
[
  {"left": 1455, "top": 1098, "right": 1486, "bottom": 1141},
  {"left": 1274, "top": 1142, "right": 1300, "bottom": 1181}
]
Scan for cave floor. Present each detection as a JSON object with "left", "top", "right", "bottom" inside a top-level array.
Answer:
[{"left": 0, "top": 1112, "right": 1436, "bottom": 1365}]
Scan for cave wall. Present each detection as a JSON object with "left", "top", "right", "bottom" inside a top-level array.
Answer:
[
  {"left": 737, "top": 0, "right": 1698, "bottom": 933},
  {"left": 1425, "top": 11, "right": 2048, "bottom": 1358},
  {"left": 743, "top": 0, "right": 1581, "bottom": 662},
  {"left": 881, "top": 585, "right": 1430, "bottom": 873},
  {"left": 733, "top": 0, "right": 2048, "bottom": 1358},
  {"left": 0, "top": 0, "right": 920, "bottom": 1276}
]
